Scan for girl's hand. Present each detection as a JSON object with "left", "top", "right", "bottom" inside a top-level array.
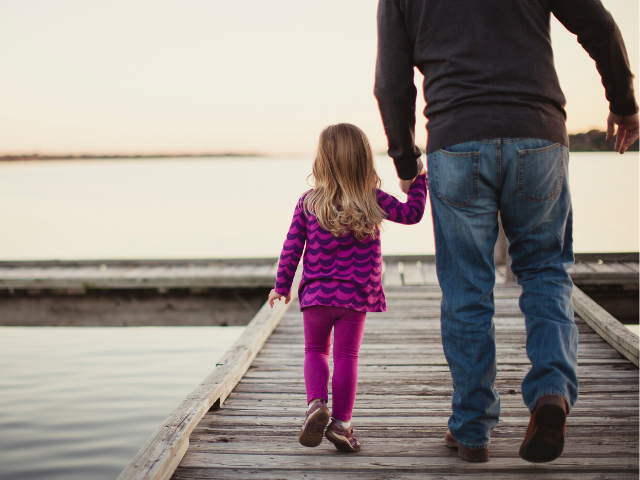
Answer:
[
  {"left": 399, "top": 177, "right": 416, "bottom": 194},
  {"left": 417, "top": 158, "right": 427, "bottom": 176},
  {"left": 268, "top": 289, "right": 291, "bottom": 308}
]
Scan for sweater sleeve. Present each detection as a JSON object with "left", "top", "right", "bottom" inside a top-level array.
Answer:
[
  {"left": 274, "top": 196, "right": 307, "bottom": 296},
  {"left": 551, "top": 0, "right": 638, "bottom": 115},
  {"left": 378, "top": 174, "right": 428, "bottom": 225},
  {"left": 374, "top": 0, "right": 423, "bottom": 180}
]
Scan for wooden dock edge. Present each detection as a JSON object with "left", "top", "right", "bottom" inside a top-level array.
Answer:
[
  {"left": 117, "top": 282, "right": 299, "bottom": 480},
  {"left": 573, "top": 286, "right": 639, "bottom": 367}
]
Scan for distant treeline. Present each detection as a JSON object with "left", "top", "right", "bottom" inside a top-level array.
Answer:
[
  {"left": 569, "top": 130, "right": 639, "bottom": 152},
  {"left": 0, "top": 153, "right": 261, "bottom": 161},
  {"left": 2, "top": 132, "right": 638, "bottom": 161}
]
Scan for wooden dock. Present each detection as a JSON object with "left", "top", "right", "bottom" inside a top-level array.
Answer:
[
  {"left": 118, "top": 263, "right": 639, "bottom": 480},
  {"left": 2, "top": 254, "right": 635, "bottom": 328},
  {"left": 0, "top": 258, "right": 279, "bottom": 291},
  {"left": 0, "top": 253, "right": 637, "bottom": 291}
]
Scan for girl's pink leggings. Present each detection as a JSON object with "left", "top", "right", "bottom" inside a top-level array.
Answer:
[{"left": 303, "top": 305, "right": 367, "bottom": 422}]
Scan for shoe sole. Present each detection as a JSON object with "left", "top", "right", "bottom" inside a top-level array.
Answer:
[
  {"left": 519, "top": 403, "right": 566, "bottom": 463},
  {"left": 325, "top": 428, "right": 361, "bottom": 452},
  {"left": 445, "top": 434, "right": 489, "bottom": 462},
  {"left": 298, "top": 405, "right": 329, "bottom": 447}
]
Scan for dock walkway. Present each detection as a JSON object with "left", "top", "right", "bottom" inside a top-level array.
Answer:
[
  {"left": 170, "top": 282, "right": 639, "bottom": 479},
  {"left": 0, "top": 253, "right": 637, "bottom": 291}
]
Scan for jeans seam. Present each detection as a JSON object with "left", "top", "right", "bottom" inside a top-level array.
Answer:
[
  {"left": 434, "top": 150, "right": 481, "bottom": 208},
  {"left": 450, "top": 431, "right": 490, "bottom": 450},
  {"left": 531, "top": 390, "right": 572, "bottom": 413},
  {"left": 517, "top": 150, "right": 564, "bottom": 202},
  {"left": 518, "top": 142, "right": 561, "bottom": 154}
]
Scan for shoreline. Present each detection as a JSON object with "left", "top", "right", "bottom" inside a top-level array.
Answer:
[
  {"left": 1, "top": 131, "right": 638, "bottom": 161},
  {"left": 0, "top": 153, "right": 263, "bottom": 161},
  {"left": 1, "top": 150, "right": 638, "bottom": 162}
]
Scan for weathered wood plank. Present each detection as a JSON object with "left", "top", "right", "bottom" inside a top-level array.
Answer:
[
  {"left": 118, "top": 276, "right": 301, "bottom": 480},
  {"left": 422, "top": 261, "right": 440, "bottom": 284},
  {"left": 188, "top": 414, "right": 638, "bottom": 428},
  {"left": 173, "top": 469, "right": 640, "bottom": 480},
  {"left": 176, "top": 452, "right": 637, "bottom": 472},
  {"left": 1, "top": 255, "right": 637, "bottom": 292},
  {"left": 383, "top": 262, "right": 403, "bottom": 287},
  {"left": 0, "top": 262, "right": 278, "bottom": 290},
  {"left": 585, "top": 261, "right": 618, "bottom": 274},
  {"left": 572, "top": 286, "right": 639, "bottom": 366},
  {"left": 191, "top": 425, "right": 640, "bottom": 442},
  {"left": 403, "top": 261, "right": 425, "bottom": 285},
  {"left": 201, "top": 402, "right": 640, "bottom": 414},
  {"left": 567, "top": 262, "right": 595, "bottom": 274},
  {"left": 249, "top": 356, "right": 632, "bottom": 367},
  {"left": 183, "top": 439, "right": 638, "bottom": 457},
  {"left": 606, "top": 261, "right": 637, "bottom": 273},
  {"left": 570, "top": 270, "right": 639, "bottom": 285},
  {"left": 221, "top": 394, "right": 640, "bottom": 406},
  {"left": 574, "top": 253, "right": 639, "bottom": 263}
]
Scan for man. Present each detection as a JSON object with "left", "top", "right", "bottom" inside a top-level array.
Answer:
[{"left": 374, "top": 0, "right": 638, "bottom": 464}]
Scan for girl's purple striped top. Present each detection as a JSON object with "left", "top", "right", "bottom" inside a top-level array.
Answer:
[{"left": 274, "top": 174, "right": 427, "bottom": 312}]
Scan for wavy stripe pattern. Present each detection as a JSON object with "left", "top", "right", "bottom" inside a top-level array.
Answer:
[{"left": 274, "top": 174, "right": 427, "bottom": 312}]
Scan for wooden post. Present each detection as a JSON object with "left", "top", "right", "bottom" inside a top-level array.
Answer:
[{"left": 494, "top": 214, "right": 516, "bottom": 282}]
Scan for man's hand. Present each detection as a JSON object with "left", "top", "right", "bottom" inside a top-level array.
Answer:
[
  {"left": 268, "top": 289, "right": 291, "bottom": 308},
  {"left": 606, "top": 112, "right": 639, "bottom": 154},
  {"left": 399, "top": 163, "right": 427, "bottom": 194}
]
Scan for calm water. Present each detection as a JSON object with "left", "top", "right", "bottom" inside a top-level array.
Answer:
[
  {"left": 0, "top": 326, "right": 244, "bottom": 480},
  {"left": 0, "top": 152, "right": 637, "bottom": 259}
]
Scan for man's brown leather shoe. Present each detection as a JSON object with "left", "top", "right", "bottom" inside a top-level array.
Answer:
[
  {"left": 445, "top": 430, "right": 489, "bottom": 462},
  {"left": 519, "top": 394, "right": 567, "bottom": 463}
]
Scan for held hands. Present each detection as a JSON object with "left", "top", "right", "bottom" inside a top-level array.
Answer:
[
  {"left": 268, "top": 289, "right": 291, "bottom": 308},
  {"left": 607, "top": 112, "right": 639, "bottom": 154},
  {"left": 399, "top": 160, "right": 427, "bottom": 194}
]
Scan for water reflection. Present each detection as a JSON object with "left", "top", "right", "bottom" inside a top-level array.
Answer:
[{"left": 0, "top": 326, "right": 244, "bottom": 480}]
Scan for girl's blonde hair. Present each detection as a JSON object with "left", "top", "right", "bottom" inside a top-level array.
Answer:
[{"left": 304, "top": 123, "right": 386, "bottom": 241}]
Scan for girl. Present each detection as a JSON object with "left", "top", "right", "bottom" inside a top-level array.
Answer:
[{"left": 268, "top": 123, "right": 427, "bottom": 452}]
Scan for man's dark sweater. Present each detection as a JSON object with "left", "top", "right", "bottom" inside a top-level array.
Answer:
[{"left": 374, "top": 0, "right": 639, "bottom": 179}]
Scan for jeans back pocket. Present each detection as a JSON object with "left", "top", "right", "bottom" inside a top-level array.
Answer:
[
  {"left": 517, "top": 143, "right": 565, "bottom": 202},
  {"left": 433, "top": 149, "right": 480, "bottom": 207}
]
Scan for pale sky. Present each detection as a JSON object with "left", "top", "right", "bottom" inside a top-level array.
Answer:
[{"left": 0, "top": 0, "right": 637, "bottom": 156}]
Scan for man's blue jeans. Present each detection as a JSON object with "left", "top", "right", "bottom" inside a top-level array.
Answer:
[{"left": 427, "top": 138, "right": 579, "bottom": 449}]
